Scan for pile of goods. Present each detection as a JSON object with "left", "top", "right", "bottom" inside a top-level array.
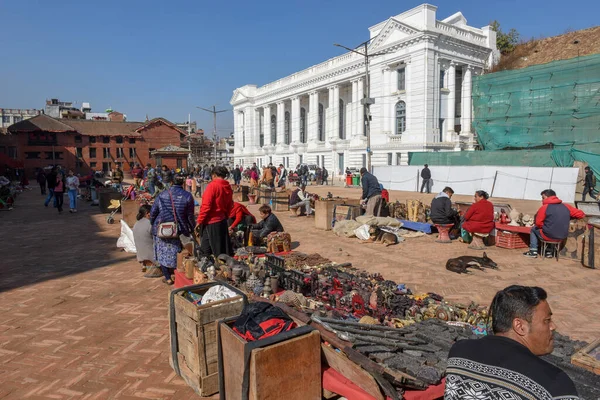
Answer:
[
  {"left": 387, "top": 200, "right": 430, "bottom": 223},
  {"left": 180, "top": 250, "right": 598, "bottom": 396}
]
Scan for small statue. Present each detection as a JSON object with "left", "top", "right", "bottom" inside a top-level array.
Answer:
[
  {"left": 263, "top": 277, "right": 272, "bottom": 297},
  {"left": 500, "top": 208, "right": 510, "bottom": 224}
]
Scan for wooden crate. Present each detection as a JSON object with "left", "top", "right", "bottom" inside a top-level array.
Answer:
[
  {"left": 314, "top": 199, "right": 360, "bottom": 230},
  {"left": 219, "top": 321, "right": 321, "bottom": 400},
  {"left": 272, "top": 191, "right": 290, "bottom": 211},
  {"left": 333, "top": 204, "right": 361, "bottom": 224},
  {"left": 169, "top": 283, "right": 245, "bottom": 397}
]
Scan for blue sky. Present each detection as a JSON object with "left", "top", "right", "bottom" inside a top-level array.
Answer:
[{"left": 1, "top": 0, "right": 597, "bottom": 136}]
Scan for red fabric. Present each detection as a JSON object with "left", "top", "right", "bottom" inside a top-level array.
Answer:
[
  {"left": 495, "top": 223, "right": 531, "bottom": 234},
  {"left": 381, "top": 189, "right": 389, "bottom": 203},
  {"left": 462, "top": 198, "right": 495, "bottom": 234},
  {"left": 197, "top": 178, "right": 233, "bottom": 225},
  {"left": 173, "top": 270, "right": 193, "bottom": 289},
  {"left": 229, "top": 202, "right": 256, "bottom": 229},
  {"left": 131, "top": 167, "right": 143, "bottom": 178},
  {"left": 322, "top": 367, "right": 445, "bottom": 400}
]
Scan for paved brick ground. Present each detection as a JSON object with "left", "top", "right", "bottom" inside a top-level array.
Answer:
[{"left": 0, "top": 185, "right": 598, "bottom": 399}]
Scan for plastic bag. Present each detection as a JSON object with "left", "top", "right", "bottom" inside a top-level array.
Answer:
[
  {"left": 116, "top": 220, "right": 137, "bottom": 253},
  {"left": 354, "top": 224, "right": 372, "bottom": 241},
  {"left": 201, "top": 285, "right": 238, "bottom": 305}
]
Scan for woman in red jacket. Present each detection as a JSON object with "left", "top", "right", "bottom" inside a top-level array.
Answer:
[
  {"left": 461, "top": 190, "right": 494, "bottom": 244},
  {"left": 196, "top": 166, "right": 234, "bottom": 257}
]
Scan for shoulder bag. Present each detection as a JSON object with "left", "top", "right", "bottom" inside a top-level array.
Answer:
[{"left": 157, "top": 189, "right": 179, "bottom": 239}]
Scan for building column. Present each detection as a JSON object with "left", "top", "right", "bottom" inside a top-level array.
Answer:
[
  {"left": 384, "top": 67, "right": 393, "bottom": 134},
  {"left": 253, "top": 108, "right": 260, "bottom": 149},
  {"left": 291, "top": 96, "right": 300, "bottom": 143},
  {"left": 357, "top": 78, "right": 364, "bottom": 137},
  {"left": 461, "top": 66, "right": 473, "bottom": 135},
  {"left": 332, "top": 85, "right": 340, "bottom": 139},
  {"left": 263, "top": 105, "right": 271, "bottom": 146},
  {"left": 308, "top": 91, "right": 318, "bottom": 142},
  {"left": 351, "top": 80, "right": 358, "bottom": 137},
  {"left": 446, "top": 62, "right": 456, "bottom": 141},
  {"left": 276, "top": 101, "right": 285, "bottom": 146},
  {"left": 327, "top": 87, "right": 334, "bottom": 140}
]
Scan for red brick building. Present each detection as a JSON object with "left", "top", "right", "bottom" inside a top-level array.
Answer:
[{"left": 3, "top": 115, "right": 189, "bottom": 176}]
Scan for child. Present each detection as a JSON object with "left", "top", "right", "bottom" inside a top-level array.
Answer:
[{"left": 185, "top": 175, "right": 193, "bottom": 192}]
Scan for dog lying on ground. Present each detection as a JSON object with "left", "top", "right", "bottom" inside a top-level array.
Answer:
[
  {"left": 446, "top": 253, "right": 498, "bottom": 274},
  {"left": 362, "top": 226, "right": 399, "bottom": 246}
]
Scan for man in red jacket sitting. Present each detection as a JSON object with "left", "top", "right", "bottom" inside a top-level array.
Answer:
[
  {"left": 523, "top": 189, "right": 585, "bottom": 258},
  {"left": 196, "top": 166, "right": 234, "bottom": 257}
]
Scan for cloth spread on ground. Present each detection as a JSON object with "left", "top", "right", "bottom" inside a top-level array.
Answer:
[
  {"left": 232, "top": 302, "right": 296, "bottom": 342},
  {"left": 445, "top": 335, "right": 579, "bottom": 400},
  {"left": 332, "top": 219, "right": 362, "bottom": 238},
  {"left": 397, "top": 220, "right": 433, "bottom": 234},
  {"left": 355, "top": 215, "right": 402, "bottom": 227}
]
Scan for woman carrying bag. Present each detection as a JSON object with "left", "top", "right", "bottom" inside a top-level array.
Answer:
[{"left": 150, "top": 174, "right": 196, "bottom": 285}]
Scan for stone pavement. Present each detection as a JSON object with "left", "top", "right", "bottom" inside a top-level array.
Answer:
[
  {"left": 0, "top": 189, "right": 198, "bottom": 399},
  {"left": 0, "top": 185, "right": 599, "bottom": 399}
]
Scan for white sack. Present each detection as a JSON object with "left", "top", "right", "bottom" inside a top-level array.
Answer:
[{"left": 117, "top": 220, "right": 137, "bottom": 253}]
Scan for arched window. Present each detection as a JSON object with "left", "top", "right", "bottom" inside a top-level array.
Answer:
[
  {"left": 284, "top": 111, "right": 290, "bottom": 145},
  {"left": 318, "top": 104, "right": 325, "bottom": 141},
  {"left": 270, "top": 115, "right": 276, "bottom": 145},
  {"left": 396, "top": 101, "right": 406, "bottom": 135},
  {"left": 300, "top": 108, "right": 306, "bottom": 143},
  {"left": 338, "top": 99, "right": 345, "bottom": 139}
]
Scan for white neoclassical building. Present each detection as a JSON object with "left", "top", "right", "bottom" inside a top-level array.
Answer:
[{"left": 231, "top": 4, "right": 498, "bottom": 175}]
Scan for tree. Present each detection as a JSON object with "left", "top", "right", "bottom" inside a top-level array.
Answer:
[{"left": 490, "top": 20, "right": 520, "bottom": 54}]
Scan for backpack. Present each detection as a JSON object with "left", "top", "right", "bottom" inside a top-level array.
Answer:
[{"left": 232, "top": 302, "right": 296, "bottom": 342}]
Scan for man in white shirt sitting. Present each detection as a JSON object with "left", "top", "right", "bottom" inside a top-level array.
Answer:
[{"left": 289, "top": 185, "right": 313, "bottom": 216}]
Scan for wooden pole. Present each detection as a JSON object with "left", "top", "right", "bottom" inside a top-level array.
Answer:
[{"left": 490, "top": 170, "right": 499, "bottom": 197}]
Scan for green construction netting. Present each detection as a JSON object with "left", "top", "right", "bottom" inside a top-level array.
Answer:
[
  {"left": 408, "top": 149, "right": 558, "bottom": 167},
  {"left": 472, "top": 53, "right": 600, "bottom": 151}
]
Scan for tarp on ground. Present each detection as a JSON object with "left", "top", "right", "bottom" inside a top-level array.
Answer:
[{"left": 472, "top": 53, "right": 600, "bottom": 151}]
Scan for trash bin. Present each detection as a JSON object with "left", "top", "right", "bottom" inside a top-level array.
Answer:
[
  {"left": 345, "top": 175, "right": 353, "bottom": 186},
  {"left": 352, "top": 175, "right": 360, "bottom": 186}
]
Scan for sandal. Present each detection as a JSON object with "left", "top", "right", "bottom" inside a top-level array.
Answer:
[{"left": 161, "top": 278, "right": 174, "bottom": 285}]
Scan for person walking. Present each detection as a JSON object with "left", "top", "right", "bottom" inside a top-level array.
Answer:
[
  {"left": 250, "top": 166, "right": 259, "bottom": 187},
  {"left": 196, "top": 166, "right": 234, "bottom": 258},
  {"left": 36, "top": 168, "right": 47, "bottom": 195},
  {"left": 161, "top": 165, "right": 173, "bottom": 188},
  {"left": 582, "top": 166, "right": 597, "bottom": 201},
  {"left": 150, "top": 174, "right": 196, "bottom": 285},
  {"left": 132, "top": 163, "right": 144, "bottom": 188},
  {"left": 322, "top": 167, "right": 329, "bottom": 186},
  {"left": 66, "top": 170, "right": 80, "bottom": 213},
  {"left": 232, "top": 164, "right": 242, "bottom": 186},
  {"left": 112, "top": 164, "right": 124, "bottom": 192},
  {"left": 54, "top": 171, "right": 65, "bottom": 214},
  {"left": 277, "top": 164, "right": 287, "bottom": 188},
  {"left": 146, "top": 163, "right": 157, "bottom": 195},
  {"left": 420, "top": 164, "right": 432, "bottom": 193},
  {"left": 44, "top": 167, "right": 58, "bottom": 208}
]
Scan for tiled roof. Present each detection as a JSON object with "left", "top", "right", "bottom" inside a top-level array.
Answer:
[
  {"left": 151, "top": 144, "right": 191, "bottom": 154},
  {"left": 62, "top": 119, "right": 143, "bottom": 137},
  {"left": 7, "top": 114, "right": 75, "bottom": 133}
]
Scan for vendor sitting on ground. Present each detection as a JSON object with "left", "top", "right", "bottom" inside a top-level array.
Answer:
[
  {"left": 251, "top": 205, "right": 284, "bottom": 244},
  {"left": 523, "top": 189, "right": 585, "bottom": 258},
  {"left": 228, "top": 202, "right": 256, "bottom": 247},
  {"left": 289, "top": 185, "right": 313, "bottom": 216},
  {"left": 460, "top": 190, "right": 495, "bottom": 245},
  {"left": 430, "top": 187, "right": 459, "bottom": 228}
]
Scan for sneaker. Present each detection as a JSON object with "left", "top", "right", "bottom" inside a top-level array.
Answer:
[
  {"left": 545, "top": 252, "right": 554, "bottom": 258},
  {"left": 523, "top": 250, "right": 538, "bottom": 258}
]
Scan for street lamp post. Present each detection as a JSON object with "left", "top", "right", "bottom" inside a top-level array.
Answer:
[
  {"left": 197, "top": 105, "right": 229, "bottom": 165},
  {"left": 334, "top": 41, "right": 388, "bottom": 173}
]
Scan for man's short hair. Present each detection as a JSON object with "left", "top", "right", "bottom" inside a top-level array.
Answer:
[
  {"left": 280, "top": 164, "right": 284, "bottom": 167},
  {"left": 585, "top": 166, "right": 590, "bottom": 171},
  {"left": 259, "top": 204, "right": 272, "bottom": 214},
  {"left": 489, "top": 285, "right": 548, "bottom": 334},
  {"left": 424, "top": 164, "right": 428, "bottom": 168},
  {"left": 211, "top": 166, "right": 229, "bottom": 178},
  {"left": 540, "top": 189, "right": 556, "bottom": 197},
  {"left": 443, "top": 187, "right": 454, "bottom": 195},
  {"left": 360, "top": 167, "right": 368, "bottom": 174},
  {"left": 300, "top": 185, "right": 306, "bottom": 190}
]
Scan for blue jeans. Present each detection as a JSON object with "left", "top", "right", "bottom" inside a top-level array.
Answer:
[
  {"left": 44, "top": 189, "right": 56, "bottom": 207},
  {"left": 147, "top": 182, "right": 155, "bottom": 195},
  {"left": 530, "top": 227, "right": 543, "bottom": 251},
  {"left": 68, "top": 189, "right": 78, "bottom": 209}
]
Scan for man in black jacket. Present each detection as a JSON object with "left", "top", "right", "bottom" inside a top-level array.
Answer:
[
  {"left": 582, "top": 166, "right": 596, "bottom": 201},
  {"left": 420, "top": 164, "right": 431, "bottom": 193},
  {"left": 44, "top": 167, "right": 58, "bottom": 208},
  {"left": 430, "top": 186, "right": 458, "bottom": 225},
  {"left": 360, "top": 168, "right": 382, "bottom": 216},
  {"left": 251, "top": 205, "right": 284, "bottom": 242}
]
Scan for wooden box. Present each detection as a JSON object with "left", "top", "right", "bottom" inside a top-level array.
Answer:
[
  {"left": 218, "top": 321, "right": 321, "bottom": 400},
  {"left": 272, "top": 191, "right": 290, "bottom": 211},
  {"left": 176, "top": 249, "right": 190, "bottom": 272},
  {"left": 241, "top": 185, "right": 250, "bottom": 202},
  {"left": 333, "top": 204, "right": 361, "bottom": 224},
  {"left": 314, "top": 199, "right": 359, "bottom": 230},
  {"left": 233, "top": 191, "right": 243, "bottom": 202},
  {"left": 169, "top": 283, "right": 246, "bottom": 397},
  {"left": 257, "top": 188, "right": 273, "bottom": 205}
]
